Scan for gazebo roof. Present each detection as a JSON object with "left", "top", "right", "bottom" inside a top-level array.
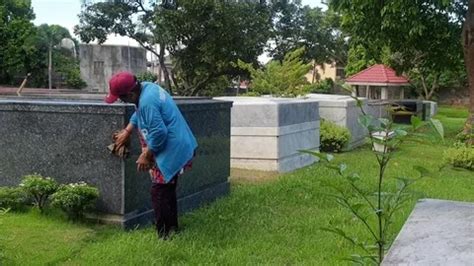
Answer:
[{"left": 345, "top": 64, "right": 410, "bottom": 87}]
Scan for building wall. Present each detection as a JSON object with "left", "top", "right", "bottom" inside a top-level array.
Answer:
[
  {"left": 79, "top": 44, "right": 147, "bottom": 92},
  {"left": 305, "top": 62, "right": 343, "bottom": 84}
]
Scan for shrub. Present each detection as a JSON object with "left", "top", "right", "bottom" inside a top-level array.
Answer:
[
  {"left": 64, "top": 67, "right": 87, "bottom": 89},
  {"left": 443, "top": 144, "right": 474, "bottom": 170},
  {"left": 51, "top": 182, "right": 99, "bottom": 220},
  {"left": 320, "top": 119, "right": 351, "bottom": 153},
  {"left": 136, "top": 71, "right": 158, "bottom": 83},
  {"left": 0, "top": 187, "right": 30, "bottom": 211},
  {"left": 305, "top": 78, "right": 334, "bottom": 94},
  {"left": 20, "top": 174, "right": 58, "bottom": 212},
  {"left": 236, "top": 47, "right": 312, "bottom": 97}
]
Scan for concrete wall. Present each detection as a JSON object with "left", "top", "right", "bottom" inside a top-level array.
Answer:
[
  {"left": 215, "top": 97, "right": 320, "bottom": 173},
  {"left": 79, "top": 44, "right": 147, "bottom": 93},
  {"left": 306, "top": 94, "right": 390, "bottom": 149},
  {"left": 0, "top": 97, "right": 231, "bottom": 228}
]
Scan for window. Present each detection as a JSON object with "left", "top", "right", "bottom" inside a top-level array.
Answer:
[
  {"left": 93, "top": 61, "right": 104, "bottom": 75},
  {"left": 336, "top": 67, "right": 345, "bottom": 79}
]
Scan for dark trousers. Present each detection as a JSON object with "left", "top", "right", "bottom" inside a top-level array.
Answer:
[{"left": 150, "top": 176, "right": 178, "bottom": 238}]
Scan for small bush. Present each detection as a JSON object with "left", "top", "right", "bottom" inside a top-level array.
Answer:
[
  {"left": 136, "top": 71, "right": 158, "bottom": 83},
  {"left": 51, "top": 182, "right": 99, "bottom": 220},
  {"left": 0, "top": 187, "right": 30, "bottom": 211},
  {"left": 20, "top": 174, "right": 58, "bottom": 212},
  {"left": 236, "top": 47, "right": 312, "bottom": 97},
  {"left": 443, "top": 144, "right": 474, "bottom": 171},
  {"left": 305, "top": 78, "right": 334, "bottom": 94},
  {"left": 320, "top": 119, "right": 351, "bottom": 153},
  {"left": 456, "top": 131, "right": 474, "bottom": 144},
  {"left": 65, "top": 67, "right": 87, "bottom": 89}
]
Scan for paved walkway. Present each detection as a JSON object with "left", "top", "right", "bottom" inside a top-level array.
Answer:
[{"left": 383, "top": 199, "right": 474, "bottom": 265}]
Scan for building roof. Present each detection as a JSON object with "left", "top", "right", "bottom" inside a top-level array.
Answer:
[{"left": 345, "top": 64, "right": 410, "bottom": 86}]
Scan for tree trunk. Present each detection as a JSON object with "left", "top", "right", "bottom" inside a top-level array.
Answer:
[
  {"left": 158, "top": 44, "right": 172, "bottom": 94},
  {"left": 420, "top": 74, "right": 429, "bottom": 100},
  {"left": 426, "top": 74, "right": 440, "bottom": 100},
  {"left": 463, "top": 0, "right": 474, "bottom": 144},
  {"left": 48, "top": 42, "right": 52, "bottom": 90}
]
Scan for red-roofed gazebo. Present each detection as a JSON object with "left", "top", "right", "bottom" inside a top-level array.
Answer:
[{"left": 346, "top": 64, "right": 410, "bottom": 100}]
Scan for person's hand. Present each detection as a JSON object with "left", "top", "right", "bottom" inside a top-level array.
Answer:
[
  {"left": 136, "top": 148, "right": 153, "bottom": 172},
  {"left": 113, "top": 128, "right": 132, "bottom": 148}
]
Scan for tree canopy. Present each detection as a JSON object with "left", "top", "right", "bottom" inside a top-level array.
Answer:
[
  {"left": 330, "top": 0, "right": 467, "bottom": 99},
  {"left": 0, "top": 0, "right": 36, "bottom": 83}
]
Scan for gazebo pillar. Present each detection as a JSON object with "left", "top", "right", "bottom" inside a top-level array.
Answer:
[
  {"left": 366, "top": 85, "right": 370, "bottom": 98},
  {"left": 381, "top": 87, "right": 388, "bottom": 100},
  {"left": 400, "top": 87, "right": 405, "bottom": 99}
]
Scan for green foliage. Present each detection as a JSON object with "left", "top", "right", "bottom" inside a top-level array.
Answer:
[
  {"left": 305, "top": 78, "right": 334, "bottom": 94},
  {"left": 331, "top": 0, "right": 466, "bottom": 99},
  {"left": 160, "top": 0, "right": 271, "bottom": 95},
  {"left": 0, "top": 187, "right": 29, "bottom": 211},
  {"left": 136, "top": 71, "right": 158, "bottom": 83},
  {"left": 20, "top": 174, "right": 58, "bottom": 213},
  {"left": 320, "top": 119, "right": 351, "bottom": 153},
  {"left": 77, "top": 0, "right": 271, "bottom": 96},
  {"left": 237, "top": 47, "right": 312, "bottom": 97},
  {"left": 269, "top": 2, "right": 347, "bottom": 65},
  {"left": 1, "top": 106, "right": 472, "bottom": 265},
  {"left": 443, "top": 144, "right": 474, "bottom": 171},
  {"left": 64, "top": 66, "right": 87, "bottom": 89},
  {"left": 0, "top": 0, "right": 37, "bottom": 84},
  {"left": 303, "top": 97, "right": 444, "bottom": 264},
  {"left": 51, "top": 182, "right": 99, "bottom": 220}
]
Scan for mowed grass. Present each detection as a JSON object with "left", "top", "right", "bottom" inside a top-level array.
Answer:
[{"left": 1, "top": 106, "right": 472, "bottom": 265}]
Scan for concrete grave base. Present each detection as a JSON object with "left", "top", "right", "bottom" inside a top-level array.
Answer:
[
  {"left": 214, "top": 97, "right": 320, "bottom": 173},
  {"left": 306, "top": 94, "right": 388, "bottom": 149},
  {"left": 382, "top": 198, "right": 474, "bottom": 265}
]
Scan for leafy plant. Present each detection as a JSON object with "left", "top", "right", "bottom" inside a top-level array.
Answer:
[
  {"left": 20, "top": 174, "right": 58, "bottom": 213},
  {"left": 0, "top": 187, "right": 30, "bottom": 211},
  {"left": 236, "top": 47, "right": 312, "bottom": 97},
  {"left": 51, "top": 182, "right": 99, "bottom": 220},
  {"left": 320, "top": 119, "right": 351, "bottom": 153},
  {"left": 443, "top": 143, "right": 474, "bottom": 171},
  {"left": 302, "top": 92, "right": 444, "bottom": 264},
  {"left": 136, "top": 71, "right": 158, "bottom": 83},
  {"left": 305, "top": 78, "right": 334, "bottom": 94}
]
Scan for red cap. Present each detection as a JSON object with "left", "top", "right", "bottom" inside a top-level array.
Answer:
[{"left": 105, "top": 72, "right": 137, "bottom": 103}]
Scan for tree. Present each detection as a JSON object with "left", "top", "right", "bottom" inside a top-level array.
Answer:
[
  {"left": 76, "top": 0, "right": 271, "bottom": 96},
  {"left": 36, "top": 24, "right": 72, "bottom": 90},
  {"left": 0, "top": 0, "right": 36, "bottom": 85},
  {"left": 330, "top": 0, "right": 466, "bottom": 100},
  {"left": 268, "top": 1, "right": 348, "bottom": 82},
  {"left": 462, "top": 0, "right": 474, "bottom": 143},
  {"left": 268, "top": 0, "right": 304, "bottom": 61},
  {"left": 76, "top": 0, "right": 173, "bottom": 91},
  {"left": 159, "top": 0, "right": 271, "bottom": 95},
  {"left": 237, "top": 47, "right": 312, "bottom": 97}
]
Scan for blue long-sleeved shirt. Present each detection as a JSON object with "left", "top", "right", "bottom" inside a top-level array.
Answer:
[{"left": 130, "top": 82, "right": 197, "bottom": 182}]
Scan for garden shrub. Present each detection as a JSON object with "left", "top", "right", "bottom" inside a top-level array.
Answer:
[
  {"left": 236, "top": 47, "right": 312, "bottom": 97},
  {"left": 443, "top": 144, "right": 474, "bottom": 171},
  {"left": 305, "top": 78, "right": 334, "bottom": 94},
  {"left": 51, "top": 182, "right": 99, "bottom": 220},
  {"left": 0, "top": 187, "right": 30, "bottom": 211},
  {"left": 320, "top": 119, "right": 351, "bottom": 153},
  {"left": 20, "top": 174, "right": 58, "bottom": 212},
  {"left": 136, "top": 71, "right": 158, "bottom": 83}
]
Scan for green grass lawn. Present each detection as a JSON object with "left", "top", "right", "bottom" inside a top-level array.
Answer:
[{"left": 1, "top": 106, "right": 472, "bottom": 265}]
